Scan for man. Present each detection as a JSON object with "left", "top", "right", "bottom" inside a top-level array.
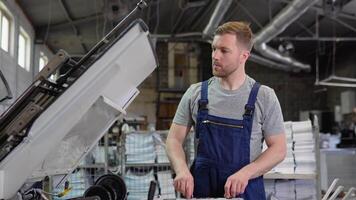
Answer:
[{"left": 166, "top": 21, "right": 286, "bottom": 199}]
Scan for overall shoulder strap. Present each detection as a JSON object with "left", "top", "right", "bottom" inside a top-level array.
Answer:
[
  {"left": 243, "top": 82, "right": 261, "bottom": 118},
  {"left": 198, "top": 80, "right": 209, "bottom": 113},
  {"left": 195, "top": 80, "right": 209, "bottom": 139}
]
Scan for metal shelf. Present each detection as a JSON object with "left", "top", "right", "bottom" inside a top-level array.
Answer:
[
  {"left": 262, "top": 117, "right": 321, "bottom": 199},
  {"left": 264, "top": 172, "right": 317, "bottom": 180},
  {"left": 78, "top": 164, "right": 106, "bottom": 169},
  {"left": 125, "top": 162, "right": 171, "bottom": 168},
  {"left": 78, "top": 164, "right": 119, "bottom": 172}
]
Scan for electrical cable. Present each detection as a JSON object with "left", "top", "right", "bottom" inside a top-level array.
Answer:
[{"left": 44, "top": 0, "right": 52, "bottom": 42}]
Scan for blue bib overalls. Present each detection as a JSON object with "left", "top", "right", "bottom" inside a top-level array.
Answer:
[{"left": 192, "top": 80, "right": 266, "bottom": 199}]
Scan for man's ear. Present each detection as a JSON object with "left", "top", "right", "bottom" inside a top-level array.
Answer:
[{"left": 240, "top": 50, "right": 250, "bottom": 64}]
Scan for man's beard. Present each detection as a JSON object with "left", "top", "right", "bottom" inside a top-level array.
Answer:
[{"left": 212, "top": 64, "right": 238, "bottom": 78}]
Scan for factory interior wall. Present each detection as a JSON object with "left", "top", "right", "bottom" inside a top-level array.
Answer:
[
  {"left": 0, "top": 1, "right": 53, "bottom": 114},
  {"left": 128, "top": 41, "right": 356, "bottom": 130},
  {"left": 2, "top": 3, "right": 356, "bottom": 131}
]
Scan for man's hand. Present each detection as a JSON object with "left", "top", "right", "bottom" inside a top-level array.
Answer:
[
  {"left": 173, "top": 170, "right": 194, "bottom": 199},
  {"left": 224, "top": 168, "right": 252, "bottom": 198},
  {"left": 167, "top": 123, "right": 194, "bottom": 198}
]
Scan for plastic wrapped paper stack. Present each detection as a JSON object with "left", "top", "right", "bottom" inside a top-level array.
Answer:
[
  {"left": 263, "top": 121, "right": 295, "bottom": 173},
  {"left": 295, "top": 180, "right": 317, "bottom": 200},
  {"left": 292, "top": 121, "right": 315, "bottom": 174},
  {"left": 153, "top": 132, "right": 170, "bottom": 164},
  {"left": 125, "top": 132, "right": 156, "bottom": 164},
  {"left": 156, "top": 144, "right": 170, "bottom": 163},
  {"left": 157, "top": 170, "right": 176, "bottom": 199},
  {"left": 264, "top": 120, "right": 317, "bottom": 200},
  {"left": 275, "top": 179, "right": 296, "bottom": 200},
  {"left": 125, "top": 169, "right": 156, "bottom": 200}
]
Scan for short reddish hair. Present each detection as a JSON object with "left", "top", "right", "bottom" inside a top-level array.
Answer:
[{"left": 214, "top": 21, "right": 254, "bottom": 51}]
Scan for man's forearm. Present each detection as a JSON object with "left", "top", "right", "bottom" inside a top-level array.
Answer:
[
  {"left": 241, "top": 143, "right": 286, "bottom": 179},
  {"left": 166, "top": 138, "right": 190, "bottom": 174}
]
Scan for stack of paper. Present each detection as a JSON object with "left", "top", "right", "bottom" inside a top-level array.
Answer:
[
  {"left": 274, "top": 180, "right": 296, "bottom": 200},
  {"left": 264, "top": 179, "right": 276, "bottom": 199},
  {"left": 92, "top": 145, "right": 105, "bottom": 164},
  {"left": 292, "top": 121, "right": 316, "bottom": 174},
  {"left": 157, "top": 170, "right": 176, "bottom": 199},
  {"left": 156, "top": 144, "right": 170, "bottom": 163},
  {"left": 263, "top": 120, "right": 317, "bottom": 199},
  {"left": 292, "top": 121, "right": 313, "bottom": 134},
  {"left": 264, "top": 122, "right": 295, "bottom": 174},
  {"left": 152, "top": 132, "right": 170, "bottom": 164},
  {"left": 90, "top": 145, "right": 118, "bottom": 164},
  {"left": 125, "top": 132, "right": 156, "bottom": 164},
  {"left": 186, "top": 132, "right": 195, "bottom": 164},
  {"left": 278, "top": 122, "right": 295, "bottom": 173},
  {"left": 285, "top": 122, "right": 294, "bottom": 144},
  {"left": 295, "top": 180, "right": 317, "bottom": 200},
  {"left": 125, "top": 169, "right": 156, "bottom": 200},
  {"left": 265, "top": 179, "right": 316, "bottom": 200}
]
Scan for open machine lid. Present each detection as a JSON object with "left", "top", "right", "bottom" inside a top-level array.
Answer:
[{"left": 0, "top": 16, "right": 157, "bottom": 199}]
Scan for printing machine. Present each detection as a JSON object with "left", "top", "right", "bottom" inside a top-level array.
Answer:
[{"left": 0, "top": 1, "right": 156, "bottom": 199}]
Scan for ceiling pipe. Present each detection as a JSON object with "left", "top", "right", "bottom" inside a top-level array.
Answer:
[
  {"left": 202, "top": 0, "right": 233, "bottom": 37},
  {"left": 249, "top": 54, "right": 293, "bottom": 72},
  {"left": 315, "top": 75, "right": 356, "bottom": 88},
  {"left": 275, "top": 36, "right": 356, "bottom": 42},
  {"left": 253, "top": 0, "right": 319, "bottom": 72},
  {"left": 317, "top": 82, "right": 356, "bottom": 88}
]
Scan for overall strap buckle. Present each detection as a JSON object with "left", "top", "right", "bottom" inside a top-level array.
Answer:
[
  {"left": 244, "top": 104, "right": 255, "bottom": 116},
  {"left": 243, "top": 82, "right": 261, "bottom": 118},
  {"left": 198, "top": 80, "right": 209, "bottom": 112},
  {"left": 198, "top": 99, "right": 208, "bottom": 111}
]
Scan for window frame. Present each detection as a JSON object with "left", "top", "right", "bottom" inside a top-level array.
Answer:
[
  {"left": 18, "top": 27, "right": 31, "bottom": 71},
  {"left": 0, "top": 7, "right": 11, "bottom": 52}
]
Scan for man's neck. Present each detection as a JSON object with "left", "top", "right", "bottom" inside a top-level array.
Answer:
[{"left": 219, "top": 68, "right": 246, "bottom": 91}]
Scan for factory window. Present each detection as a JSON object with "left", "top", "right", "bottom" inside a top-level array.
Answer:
[
  {"left": 18, "top": 27, "right": 30, "bottom": 71},
  {"left": 39, "top": 52, "right": 48, "bottom": 71},
  {"left": 0, "top": 9, "right": 10, "bottom": 52}
]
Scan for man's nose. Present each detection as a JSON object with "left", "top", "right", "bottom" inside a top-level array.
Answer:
[{"left": 212, "top": 50, "right": 221, "bottom": 60}]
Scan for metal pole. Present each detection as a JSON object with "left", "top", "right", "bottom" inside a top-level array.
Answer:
[
  {"left": 315, "top": 12, "right": 320, "bottom": 84},
  {"left": 77, "top": 0, "right": 149, "bottom": 65},
  {"left": 104, "top": 133, "right": 109, "bottom": 174},
  {"left": 313, "top": 115, "right": 322, "bottom": 200}
]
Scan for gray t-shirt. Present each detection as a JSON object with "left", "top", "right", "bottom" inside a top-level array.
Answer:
[{"left": 173, "top": 76, "right": 285, "bottom": 161}]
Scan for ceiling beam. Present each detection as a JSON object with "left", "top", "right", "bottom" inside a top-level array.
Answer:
[
  {"left": 292, "top": 14, "right": 325, "bottom": 37},
  {"left": 328, "top": 15, "right": 356, "bottom": 33},
  {"left": 293, "top": 13, "right": 356, "bottom": 39},
  {"left": 58, "top": 0, "right": 88, "bottom": 53},
  {"left": 176, "top": 6, "right": 206, "bottom": 33},
  {"left": 191, "top": 0, "right": 216, "bottom": 31},
  {"left": 295, "top": 21, "right": 315, "bottom": 36},
  {"left": 171, "top": 1, "right": 208, "bottom": 33},
  {"left": 36, "top": 14, "right": 103, "bottom": 31},
  {"left": 274, "top": 36, "right": 356, "bottom": 42},
  {"left": 235, "top": 1, "right": 264, "bottom": 29}
]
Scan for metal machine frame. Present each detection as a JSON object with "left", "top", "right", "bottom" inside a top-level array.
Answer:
[{"left": 0, "top": 1, "right": 156, "bottom": 199}]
